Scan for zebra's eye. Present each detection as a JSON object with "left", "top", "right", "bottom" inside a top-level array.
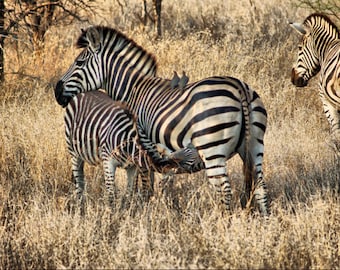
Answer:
[
  {"left": 75, "top": 58, "right": 86, "bottom": 66},
  {"left": 298, "top": 44, "right": 303, "bottom": 50}
]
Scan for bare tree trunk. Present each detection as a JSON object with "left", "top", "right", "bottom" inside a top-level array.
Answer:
[
  {"left": 0, "top": 0, "right": 4, "bottom": 82},
  {"left": 142, "top": 0, "right": 148, "bottom": 27},
  {"left": 23, "top": 0, "right": 57, "bottom": 58},
  {"left": 153, "top": 0, "right": 162, "bottom": 37},
  {"left": 141, "top": 0, "right": 162, "bottom": 38}
]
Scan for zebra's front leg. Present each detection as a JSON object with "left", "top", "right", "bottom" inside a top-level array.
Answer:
[
  {"left": 102, "top": 158, "right": 118, "bottom": 208},
  {"left": 71, "top": 156, "right": 85, "bottom": 213}
]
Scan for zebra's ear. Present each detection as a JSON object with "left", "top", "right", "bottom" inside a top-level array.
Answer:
[
  {"left": 289, "top": 22, "right": 306, "bottom": 35},
  {"left": 86, "top": 26, "right": 101, "bottom": 52}
]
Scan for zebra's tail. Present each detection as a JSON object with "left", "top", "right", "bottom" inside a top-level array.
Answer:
[
  {"left": 239, "top": 83, "right": 255, "bottom": 211},
  {"left": 239, "top": 85, "right": 269, "bottom": 215}
]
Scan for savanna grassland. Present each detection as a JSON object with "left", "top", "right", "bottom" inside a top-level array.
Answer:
[{"left": 0, "top": 0, "right": 339, "bottom": 268}]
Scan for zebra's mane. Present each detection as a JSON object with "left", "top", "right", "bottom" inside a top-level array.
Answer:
[
  {"left": 304, "top": 13, "right": 340, "bottom": 37},
  {"left": 76, "top": 25, "right": 158, "bottom": 71}
]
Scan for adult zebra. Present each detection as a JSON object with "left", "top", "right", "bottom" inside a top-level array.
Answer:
[
  {"left": 55, "top": 26, "right": 269, "bottom": 215},
  {"left": 65, "top": 90, "right": 197, "bottom": 209},
  {"left": 290, "top": 13, "right": 340, "bottom": 154}
]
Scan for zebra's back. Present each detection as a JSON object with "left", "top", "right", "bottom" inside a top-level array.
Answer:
[{"left": 141, "top": 76, "right": 257, "bottom": 156}]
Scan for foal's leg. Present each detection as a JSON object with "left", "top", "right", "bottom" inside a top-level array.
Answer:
[{"left": 71, "top": 156, "right": 85, "bottom": 214}]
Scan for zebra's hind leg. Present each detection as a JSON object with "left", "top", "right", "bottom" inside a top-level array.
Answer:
[
  {"left": 125, "top": 166, "right": 138, "bottom": 196},
  {"left": 71, "top": 156, "right": 85, "bottom": 214},
  {"left": 139, "top": 169, "right": 154, "bottom": 201},
  {"left": 240, "top": 152, "right": 269, "bottom": 216},
  {"left": 240, "top": 162, "right": 253, "bottom": 210},
  {"left": 326, "top": 129, "right": 340, "bottom": 157},
  {"left": 123, "top": 169, "right": 153, "bottom": 214},
  {"left": 204, "top": 158, "right": 232, "bottom": 213},
  {"left": 253, "top": 171, "right": 269, "bottom": 216},
  {"left": 323, "top": 98, "right": 340, "bottom": 156},
  {"left": 208, "top": 174, "right": 232, "bottom": 212},
  {"left": 159, "top": 173, "right": 181, "bottom": 211}
]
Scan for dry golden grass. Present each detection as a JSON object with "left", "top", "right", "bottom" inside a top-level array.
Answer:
[{"left": 0, "top": 0, "right": 339, "bottom": 268}]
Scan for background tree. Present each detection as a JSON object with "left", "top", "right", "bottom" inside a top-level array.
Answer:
[
  {"left": 0, "top": 0, "right": 98, "bottom": 82},
  {"left": 295, "top": 0, "right": 340, "bottom": 21},
  {"left": 0, "top": 0, "right": 4, "bottom": 82},
  {"left": 136, "top": 0, "right": 162, "bottom": 37}
]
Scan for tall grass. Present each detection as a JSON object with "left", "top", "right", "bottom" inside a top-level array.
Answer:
[{"left": 0, "top": 0, "right": 339, "bottom": 268}]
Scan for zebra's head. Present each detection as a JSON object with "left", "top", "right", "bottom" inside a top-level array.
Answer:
[
  {"left": 290, "top": 13, "right": 339, "bottom": 87},
  {"left": 55, "top": 26, "right": 158, "bottom": 107},
  {"left": 55, "top": 27, "right": 108, "bottom": 107},
  {"left": 290, "top": 19, "right": 320, "bottom": 87}
]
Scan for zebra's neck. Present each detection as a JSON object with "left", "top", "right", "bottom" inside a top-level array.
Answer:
[
  {"left": 103, "top": 62, "right": 172, "bottom": 128},
  {"left": 315, "top": 34, "right": 339, "bottom": 64},
  {"left": 104, "top": 65, "right": 145, "bottom": 102},
  {"left": 307, "top": 17, "right": 340, "bottom": 64},
  {"left": 102, "top": 39, "right": 158, "bottom": 102}
]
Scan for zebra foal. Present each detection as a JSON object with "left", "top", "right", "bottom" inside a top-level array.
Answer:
[
  {"left": 65, "top": 90, "right": 193, "bottom": 209},
  {"left": 55, "top": 26, "right": 269, "bottom": 216},
  {"left": 290, "top": 13, "right": 340, "bottom": 155}
]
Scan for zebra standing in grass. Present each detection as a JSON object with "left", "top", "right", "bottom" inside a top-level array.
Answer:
[
  {"left": 55, "top": 26, "right": 269, "bottom": 215},
  {"left": 290, "top": 13, "right": 340, "bottom": 154},
  {"left": 65, "top": 90, "right": 195, "bottom": 208}
]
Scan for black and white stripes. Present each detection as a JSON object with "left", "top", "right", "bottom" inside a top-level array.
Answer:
[{"left": 56, "top": 26, "right": 269, "bottom": 215}]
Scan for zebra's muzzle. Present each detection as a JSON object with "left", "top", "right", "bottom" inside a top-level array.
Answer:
[
  {"left": 291, "top": 68, "right": 308, "bottom": 87},
  {"left": 55, "top": 80, "right": 71, "bottom": 107}
]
